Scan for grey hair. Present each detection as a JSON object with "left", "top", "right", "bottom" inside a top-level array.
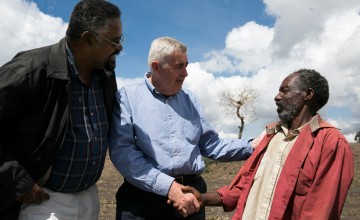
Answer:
[
  {"left": 66, "top": 0, "right": 121, "bottom": 40},
  {"left": 294, "top": 69, "right": 329, "bottom": 112},
  {"left": 147, "top": 37, "right": 187, "bottom": 70}
]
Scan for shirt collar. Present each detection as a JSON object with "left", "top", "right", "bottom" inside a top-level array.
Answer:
[
  {"left": 309, "top": 114, "right": 321, "bottom": 132},
  {"left": 144, "top": 72, "right": 156, "bottom": 93},
  {"left": 65, "top": 43, "right": 79, "bottom": 77},
  {"left": 279, "top": 122, "right": 307, "bottom": 141},
  {"left": 266, "top": 115, "right": 320, "bottom": 141},
  {"left": 144, "top": 72, "right": 173, "bottom": 99}
]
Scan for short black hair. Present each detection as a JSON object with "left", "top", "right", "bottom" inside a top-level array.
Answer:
[
  {"left": 295, "top": 69, "right": 329, "bottom": 112},
  {"left": 66, "top": 0, "right": 121, "bottom": 40}
]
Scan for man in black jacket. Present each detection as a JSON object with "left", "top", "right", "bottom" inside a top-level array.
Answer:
[{"left": 0, "top": 1, "right": 122, "bottom": 219}]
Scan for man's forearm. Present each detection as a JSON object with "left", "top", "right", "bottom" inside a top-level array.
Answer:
[{"left": 202, "top": 192, "right": 223, "bottom": 206}]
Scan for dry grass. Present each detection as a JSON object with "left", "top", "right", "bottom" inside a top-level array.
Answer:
[
  {"left": 97, "top": 143, "right": 360, "bottom": 219},
  {"left": 341, "top": 143, "right": 360, "bottom": 220}
]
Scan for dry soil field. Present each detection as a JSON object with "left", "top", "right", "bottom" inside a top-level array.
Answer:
[{"left": 97, "top": 143, "right": 360, "bottom": 219}]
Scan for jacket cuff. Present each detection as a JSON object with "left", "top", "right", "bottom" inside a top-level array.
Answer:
[{"left": 216, "top": 185, "right": 238, "bottom": 212}]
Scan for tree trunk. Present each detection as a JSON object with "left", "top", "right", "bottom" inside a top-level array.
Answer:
[{"left": 238, "top": 118, "right": 245, "bottom": 139}]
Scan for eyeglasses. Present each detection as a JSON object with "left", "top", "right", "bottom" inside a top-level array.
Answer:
[{"left": 90, "top": 31, "right": 125, "bottom": 48}]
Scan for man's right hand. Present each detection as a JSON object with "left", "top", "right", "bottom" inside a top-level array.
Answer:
[
  {"left": 18, "top": 183, "right": 50, "bottom": 204},
  {"left": 181, "top": 185, "right": 202, "bottom": 206},
  {"left": 167, "top": 181, "right": 200, "bottom": 217},
  {"left": 170, "top": 185, "right": 203, "bottom": 217}
]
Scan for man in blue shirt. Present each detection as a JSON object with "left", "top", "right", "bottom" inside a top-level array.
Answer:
[{"left": 109, "top": 36, "right": 254, "bottom": 220}]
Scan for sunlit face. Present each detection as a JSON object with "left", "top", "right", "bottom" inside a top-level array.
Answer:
[
  {"left": 274, "top": 73, "right": 305, "bottom": 122},
  {"left": 153, "top": 51, "right": 188, "bottom": 96},
  {"left": 93, "top": 17, "right": 123, "bottom": 71}
]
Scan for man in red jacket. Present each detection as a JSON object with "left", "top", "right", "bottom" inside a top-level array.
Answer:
[{"left": 178, "top": 69, "right": 354, "bottom": 220}]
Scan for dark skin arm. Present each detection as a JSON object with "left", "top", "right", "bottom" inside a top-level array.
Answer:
[
  {"left": 182, "top": 186, "right": 223, "bottom": 206},
  {"left": 202, "top": 192, "right": 223, "bottom": 206}
]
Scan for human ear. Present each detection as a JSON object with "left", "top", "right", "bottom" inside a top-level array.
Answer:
[
  {"left": 81, "top": 31, "right": 93, "bottom": 46},
  {"left": 151, "top": 61, "right": 160, "bottom": 72},
  {"left": 304, "top": 88, "right": 314, "bottom": 101}
]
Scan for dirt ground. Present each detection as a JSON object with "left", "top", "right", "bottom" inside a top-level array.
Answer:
[{"left": 97, "top": 143, "right": 360, "bottom": 220}]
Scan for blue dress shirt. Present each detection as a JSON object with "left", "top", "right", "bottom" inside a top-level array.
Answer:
[{"left": 109, "top": 73, "right": 253, "bottom": 196}]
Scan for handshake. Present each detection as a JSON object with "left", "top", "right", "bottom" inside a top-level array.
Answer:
[
  {"left": 167, "top": 183, "right": 203, "bottom": 218},
  {"left": 167, "top": 178, "right": 223, "bottom": 217}
]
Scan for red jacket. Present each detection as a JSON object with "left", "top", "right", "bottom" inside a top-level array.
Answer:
[{"left": 217, "top": 114, "right": 354, "bottom": 220}]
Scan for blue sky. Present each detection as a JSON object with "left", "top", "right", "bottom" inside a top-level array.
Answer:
[
  {"left": 32, "top": 0, "right": 274, "bottom": 78},
  {"left": 1, "top": 0, "right": 360, "bottom": 142}
]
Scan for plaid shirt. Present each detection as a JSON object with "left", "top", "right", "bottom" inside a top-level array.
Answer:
[{"left": 44, "top": 46, "right": 109, "bottom": 192}]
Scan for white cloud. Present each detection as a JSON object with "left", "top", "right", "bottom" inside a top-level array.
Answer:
[
  {"left": 264, "top": 0, "right": 360, "bottom": 57},
  {"left": 200, "top": 21, "right": 274, "bottom": 75},
  {"left": 225, "top": 21, "right": 273, "bottom": 52},
  {"left": 0, "top": 0, "right": 67, "bottom": 65},
  {"left": 200, "top": 51, "right": 237, "bottom": 74},
  {"left": 185, "top": 1, "right": 360, "bottom": 142}
]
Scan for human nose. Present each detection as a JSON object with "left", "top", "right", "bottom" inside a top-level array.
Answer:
[
  {"left": 182, "top": 67, "right": 188, "bottom": 77},
  {"left": 274, "top": 92, "right": 281, "bottom": 101}
]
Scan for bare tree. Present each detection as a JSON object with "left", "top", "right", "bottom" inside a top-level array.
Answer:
[{"left": 218, "top": 86, "right": 260, "bottom": 139}]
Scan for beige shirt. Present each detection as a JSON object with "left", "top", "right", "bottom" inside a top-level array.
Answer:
[{"left": 242, "top": 123, "right": 305, "bottom": 220}]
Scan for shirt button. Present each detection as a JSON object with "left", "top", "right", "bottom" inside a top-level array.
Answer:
[{"left": 90, "top": 112, "right": 94, "bottom": 116}]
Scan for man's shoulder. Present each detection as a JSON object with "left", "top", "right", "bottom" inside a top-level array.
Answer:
[
  {"left": 118, "top": 80, "right": 148, "bottom": 98},
  {"left": 14, "top": 39, "right": 63, "bottom": 61},
  {"left": 1, "top": 39, "right": 65, "bottom": 77},
  {"left": 121, "top": 80, "right": 146, "bottom": 91},
  {"left": 310, "top": 115, "right": 348, "bottom": 140},
  {"left": 317, "top": 126, "right": 348, "bottom": 141},
  {"left": 2, "top": 45, "right": 52, "bottom": 70},
  {"left": 306, "top": 123, "right": 350, "bottom": 153}
]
